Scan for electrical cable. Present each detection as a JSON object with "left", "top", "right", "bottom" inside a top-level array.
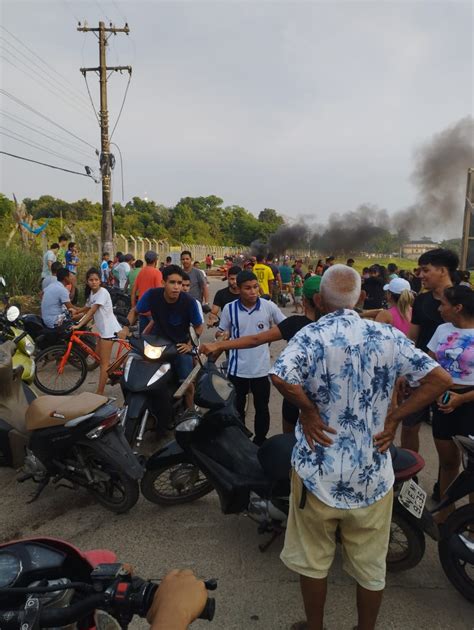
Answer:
[
  {"left": 0, "top": 111, "right": 94, "bottom": 160},
  {"left": 0, "top": 109, "right": 94, "bottom": 158},
  {"left": 0, "top": 150, "right": 94, "bottom": 178},
  {"left": 0, "top": 25, "right": 90, "bottom": 107},
  {"left": 0, "top": 89, "right": 97, "bottom": 150},
  {"left": 83, "top": 74, "right": 101, "bottom": 125},
  {"left": 0, "top": 34, "right": 91, "bottom": 110},
  {"left": 111, "top": 0, "right": 128, "bottom": 23},
  {"left": 0, "top": 129, "right": 87, "bottom": 167},
  {"left": 0, "top": 52, "right": 96, "bottom": 123},
  {"left": 109, "top": 72, "right": 131, "bottom": 141}
]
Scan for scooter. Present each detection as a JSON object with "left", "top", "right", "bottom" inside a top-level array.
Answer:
[
  {"left": 140, "top": 357, "right": 428, "bottom": 570},
  {"left": 393, "top": 434, "right": 474, "bottom": 601},
  {"left": 120, "top": 334, "right": 185, "bottom": 447},
  {"left": 0, "top": 536, "right": 216, "bottom": 629},
  {"left": 0, "top": 338, "right": 143, "bottom": 513}
]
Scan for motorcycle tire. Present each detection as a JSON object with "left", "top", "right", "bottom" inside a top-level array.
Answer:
[
  {"left": 386, "top": 510, "right": 425, "bottom": 572},
  {"left": 141, "top": 463, "right": 213, "bottom": 505},
  {"left": 438, "top": 504, "right": 474, "bottom": 602},
  {"left": 34, "top": 345, "right": 87, "bottom": 395},
  {"left": 81, "top": 447, "right": 139, "bottom": 514}
]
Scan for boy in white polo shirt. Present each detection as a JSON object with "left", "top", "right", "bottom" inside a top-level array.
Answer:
[{"left": 217, "top": 270, "right": 286, "bottom": 444}]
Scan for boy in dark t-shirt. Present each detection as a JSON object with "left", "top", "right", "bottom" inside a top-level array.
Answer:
[
  {"left": 207, "top": 266, "right": 241, "bottom": 327},
  {"left": 402, "top": 248, "right": 458, "bottom": 453},
  {"left": 200, "top": 276, "right": 322, "bottom": 433}
]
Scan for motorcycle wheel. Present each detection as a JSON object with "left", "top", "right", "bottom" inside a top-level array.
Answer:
[
  {"left": 386, "top": 511, "right": 425, "bottom": 572},
  {"left": 141, "top": 463, "right": 213, "bottom": 505},
  {"left": 439, "top": 504, "right": 474, "bottom": 602},
  {"left": 82, "top": 447, "right": 139, "bottom": 513},
  {"left": 34, "top": 345, "right": 87, "bottom": 395}
]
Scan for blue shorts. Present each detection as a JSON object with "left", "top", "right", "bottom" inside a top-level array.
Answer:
[{"left": 174, "top": 353, "right": 193, "bottom": 382}]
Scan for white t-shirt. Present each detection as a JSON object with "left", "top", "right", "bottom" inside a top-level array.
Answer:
[
  {"left": 115, "top": 262, "right": 130, "bottom": 289},
  {"left": 427, "top": 322, "right": 474, "bottom": 386},
  {"left": 87, "top": 287, "right": 122, "bottom": 338},
  {"left": 219, "top": 298, "right": 286, "bottom": 378}
]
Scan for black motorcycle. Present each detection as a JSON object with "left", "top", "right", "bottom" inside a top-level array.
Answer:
[
  {"left": 141, "top": 360, "right": 427, "bottom": 566},
  {"left": 120, "top": 335, "right": 185, "bottom": 447},
  {"left": 0, "top": 537, "right": 216, "bottom": 629},
  {"left": 0, "top": 339, "right": 143, "bottom": 513},
  {"left": 393, "top": 434, "right": 474, "bottom": 602},
  {"left": 106, "top": 286, "right": 131, "bottom": 318}
]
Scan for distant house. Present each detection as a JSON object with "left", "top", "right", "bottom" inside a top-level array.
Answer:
[{"left": 402, "top": 238, "right": 440, "bottom": 260}]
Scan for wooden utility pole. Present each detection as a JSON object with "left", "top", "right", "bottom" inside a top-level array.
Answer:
[
  {"left": 78, "top": 21, "right": 131, "bottom": 255},
  {"left": 460, "top": 168, "right": 474, "bottom": 270}
]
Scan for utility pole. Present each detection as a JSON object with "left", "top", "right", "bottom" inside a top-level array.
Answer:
[{"left": 78, "top": 21, "right": 131, "bottom": 255}]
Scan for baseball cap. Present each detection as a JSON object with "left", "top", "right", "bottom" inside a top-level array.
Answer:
[
  {"left": 303, "top": 275, "right": 322, "bottom": 299},
  {"left": 383, "top": 277, "right": 411, "bottom": 294}
]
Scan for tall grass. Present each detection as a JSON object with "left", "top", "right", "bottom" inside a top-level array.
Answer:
[{"left": 0, "top": 246, "right": 41, "bottom": 296}]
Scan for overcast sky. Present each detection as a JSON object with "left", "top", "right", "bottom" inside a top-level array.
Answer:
[{"left": 0, "top": 0, "right": 472, "bottom": 227}]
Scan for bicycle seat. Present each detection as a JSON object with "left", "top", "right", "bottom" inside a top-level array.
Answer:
[{"left": 26, "top": 392, "right": 108, "bottom": 431}]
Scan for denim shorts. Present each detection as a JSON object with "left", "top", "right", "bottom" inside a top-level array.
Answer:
[{"left": 174, "top": 352, "right": 193, "bottom": 382}]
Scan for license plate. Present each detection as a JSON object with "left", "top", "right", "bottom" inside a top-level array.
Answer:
[{"left": 398, "top": 479, "right": 427, "bottom": 519}]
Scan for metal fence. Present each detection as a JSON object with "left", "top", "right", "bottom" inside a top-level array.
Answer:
[{"left": 72, "top": 233, "right": 241, "bottom": 266}]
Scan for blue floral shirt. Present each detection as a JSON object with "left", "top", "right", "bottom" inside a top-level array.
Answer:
[{"left": 270, "top": 309, "right": 438, "bottom": 509}]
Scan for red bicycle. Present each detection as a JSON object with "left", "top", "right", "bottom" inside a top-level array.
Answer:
[{"left": 34, "top": 329, "right": 131, "bottom": 395}]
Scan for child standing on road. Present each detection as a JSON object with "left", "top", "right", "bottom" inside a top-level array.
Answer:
[
  {"left": 73, "top": 267, "right": 127, "bottom": 395},
  {"left": 292, "top": 273, "right": 303, "bottom": 313}
]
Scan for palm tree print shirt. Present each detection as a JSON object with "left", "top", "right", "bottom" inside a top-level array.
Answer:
[{"left": 270, "top": 309, "right": 438, "bottom": 509}]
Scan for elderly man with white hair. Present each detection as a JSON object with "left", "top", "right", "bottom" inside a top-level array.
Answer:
[{"left": 270, "top": 264, "right": 451, "bottom": 630}]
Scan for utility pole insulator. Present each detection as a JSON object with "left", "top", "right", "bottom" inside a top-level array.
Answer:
[{"left": 78, "top": 21, "right": 131, "bottom": 255}]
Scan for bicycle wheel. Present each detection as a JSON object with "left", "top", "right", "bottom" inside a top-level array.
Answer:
[{"left": 34, "top": 345, "right": 87, "bottom": 395}]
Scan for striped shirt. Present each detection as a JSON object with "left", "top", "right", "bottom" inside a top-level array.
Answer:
[{"left": 218, "top": 298, "right": 286, "bottom": 378}]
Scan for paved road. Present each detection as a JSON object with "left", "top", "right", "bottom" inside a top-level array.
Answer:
[{"left": 1, "top": 277, "right": 472, "bottom": 629}]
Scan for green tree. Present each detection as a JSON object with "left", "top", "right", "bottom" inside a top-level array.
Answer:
[{"left": 0, "top": 193, "right": 14, "bottom": 218}]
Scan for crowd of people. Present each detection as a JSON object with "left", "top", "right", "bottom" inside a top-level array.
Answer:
[{"left": 37, "top": 241, "right": 474, "bottom": 629}]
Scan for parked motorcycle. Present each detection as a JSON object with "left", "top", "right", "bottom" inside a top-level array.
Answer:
[
  {"left": 107, "top": 286, "right": 131, "bottom": 318},
  {"left": 142, "top": 357, "right": 442, "bottom": 571},
  {"left": 0, "top": 339, "right": 143, "bottom": 513},
  {"left": 0, "top": 536, "right": 216, "bottom": 629},
  {"left": 393, "top": 434, "right": 474, "bottom": 601},
  {"left": 120, "top": 334, "right": 185, "bottom": 447}
]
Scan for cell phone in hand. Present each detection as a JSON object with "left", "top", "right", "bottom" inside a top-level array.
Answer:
[{"left": 441, "top": 391, "right": 451, "bottom": 404}]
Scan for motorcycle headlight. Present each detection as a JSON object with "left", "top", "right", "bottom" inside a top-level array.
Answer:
[
  {"left": 6, "top": 306, "right": 20, "bottom": 323},
  {"left": 176, "top": 415, "right": 201, "bottom": 432},
  {"left": 144, "top": 341, "right": 166, "bottom": 360},
  {"left": 24, "top": 338, "right": 35, "bottom": 357}
]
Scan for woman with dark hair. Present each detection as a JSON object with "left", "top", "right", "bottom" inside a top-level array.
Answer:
[{"left": 427, "top": 285, "right": 474, "bottom": 521}]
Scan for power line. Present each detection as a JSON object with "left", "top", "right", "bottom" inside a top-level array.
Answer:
[
  {"left": 0, "top": 34, "right": 91, "bottom": 110},
  {"left": 0, "top": 25, "right": 90, "bottom": 108},
  {"left": 111, "top": 0, "right": 128, "bottom": 23},
  {"left": 0, "top": 129, "right": 88, "bottom": 167},
  {"left": 0, "top": 110, "right": 94, "bottom": 160},
  {"left": 0, "top": 51, "right": 96, "bottom": 123},
  {"left": 0, "top": 89, "right": 97, "bottom": 150},
  {"left": 83, "top": 74, "right": 101, "bottom": 125},
  {"left": 0, "top": 150, "right": 94, "bottom": 178},
  {"left": 110, "top": 72, "right": 132, "bottom": 140}
]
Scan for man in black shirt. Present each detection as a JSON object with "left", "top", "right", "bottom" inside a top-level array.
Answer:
[
  {"left": 401, "top": 248, "right": 458, "bottom": 452},
  {"left": 200, "top": 276, "right": 322, "bottom": 432},
  {"left": 362, "top": 265, "right": 385, "bottom": 309},
  {"left": 207, "top": 265, "right": 241, "bottom": 327}
]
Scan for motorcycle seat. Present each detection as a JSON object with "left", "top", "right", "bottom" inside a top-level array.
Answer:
[
  {"left": 258, "top": 433, "right": 296, "bottom": 482},
  {"left": 389, "top": 444, "right": 425, "bottom": 482},
  {"left": 25, "top": 392, "right": 108, "bottom": 431}
]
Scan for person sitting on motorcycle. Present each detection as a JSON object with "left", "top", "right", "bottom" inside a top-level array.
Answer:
[
  {"left": 200, "top": 275, "right": 322, "bottom": 433},
  {"left": 128, "top": 265, "right": 203, "bottom": 407},
  {"left": 41, "top": 268, "right": 79, "bottom": 329},
  {"left": 147, "top": 569, "right": 208, "bottom": 629}
]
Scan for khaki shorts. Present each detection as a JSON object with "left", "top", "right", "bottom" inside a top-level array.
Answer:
[{"left": 281, "top": 471, "right": 393, "bottom": 591}]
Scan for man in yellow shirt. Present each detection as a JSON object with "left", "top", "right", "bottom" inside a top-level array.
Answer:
[{"left": 253, "top": 254, "right": 274, "bottom": 296}]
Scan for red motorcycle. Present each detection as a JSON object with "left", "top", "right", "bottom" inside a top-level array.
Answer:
[{"left": 0, "top": 537, "right": 216, "bottom": 629}]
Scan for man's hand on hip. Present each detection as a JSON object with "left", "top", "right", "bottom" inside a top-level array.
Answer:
[
  {"left": 374, "top": 413, "right": 397, "bottom": 453},
  {"left": 300, "top": 407, "right": 337, "bottom": 449}
]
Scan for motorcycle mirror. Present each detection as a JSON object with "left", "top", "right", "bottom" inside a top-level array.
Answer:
[
  {"left": 0, "top": 276, "right": 5, "bottom": 287},
  {"left": 6, "top": 305, "right": 20, "bottom": 322}
]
